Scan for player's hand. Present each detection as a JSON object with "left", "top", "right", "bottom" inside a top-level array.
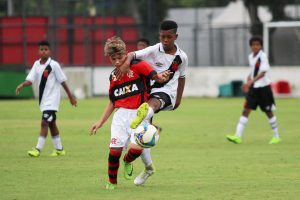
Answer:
[
  {"left": 70, "top": 96, "right": 77, "bottom": 107},
  {"left": 173, "top": 100, "right": 181, "bottom": 110},
  {"left": 15, "top": 84, "right": 23, "bottom": 95},
  {"left": 89, "top": 123, "right": 101, "bottom": 135},
  {"left": 156, "top": 70, "right": 173, "bottom": 83},
  {"left": 161, "top": 70, "right": 172, "bottom": 81},
  {"left": 242, "top": 83, "right": 250, "bottom": 93}
]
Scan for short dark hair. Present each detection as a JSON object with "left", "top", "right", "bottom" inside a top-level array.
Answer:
[
  {"left": 160, "top": 20, "right": 178, "bottom": 33},
  {"left": 249, "top": 36, "right": 263, "bottom": 46},
  {"left": 137, "top": 38, "right": 150, "bottom": 46},
  {"left": 38, "top": 40, "right": 50, "bottom": 47}
]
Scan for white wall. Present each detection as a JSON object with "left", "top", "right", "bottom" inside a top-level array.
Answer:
[
  {"left": 30, "top": 67, "right": 299, "bottom": 98},
  {"left": 90, "top": 66, "right": 300, "bottom": 97},
  {"left": 184, "top": 67, "right": 300, "bottom": 97}
]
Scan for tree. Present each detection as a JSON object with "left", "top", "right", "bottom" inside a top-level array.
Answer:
[{"left": 243, "top": 0, "right": 297, "bottom": 35}]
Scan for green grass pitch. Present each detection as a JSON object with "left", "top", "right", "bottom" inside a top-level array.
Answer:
[{"left": 1, "top": 97, "right": 300, "bottom": 200}]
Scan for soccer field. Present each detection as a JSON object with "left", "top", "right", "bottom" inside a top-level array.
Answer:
[{"left": 0, "top": 97, "right": 300, "bottom": 200}]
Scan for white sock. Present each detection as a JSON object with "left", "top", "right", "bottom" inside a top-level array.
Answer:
[
  {"left": 140, "top": 148, "right": 153, "bottom": 168},
  {"left": 52, "top": 135, "right": 63, "bottom": 150},
  {"left": 235, "top": 116, "right": 248, "bottom": 138},
  {"left": 269, "top": 116, "right": 280, "bottom": 138},
  {"left": 145, "top": 107, "right": 154, "bottom": 121},
  {"left": 36, "top": 136, "right": 46, "bottom": 151}
]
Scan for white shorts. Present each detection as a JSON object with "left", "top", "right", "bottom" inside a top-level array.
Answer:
[{"left": 110, "top": 108, "right": 148, "bottom": 148}]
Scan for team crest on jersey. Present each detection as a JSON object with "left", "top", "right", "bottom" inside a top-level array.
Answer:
[
  {"left": 127, "top": 70, "right": 134, "bottom": 78},
  {"left": 155, "top": 62, "right": 164, "bottom": 67},
  {"left": 111, "top": 72, "right": 117, "bottom": 81},
  {"left": 114, "top": 83, "right": 139, "bottom": 97},
  {"left": 43, "top": 70, "right": 49, "bottom": 78},
  {"left": 171, "top": 61, "right": 180, "bottom": 71}
]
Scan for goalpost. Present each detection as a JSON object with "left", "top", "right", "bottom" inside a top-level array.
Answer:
[{"left": 263, "top": 21, "right": 300, "bottom": 59}]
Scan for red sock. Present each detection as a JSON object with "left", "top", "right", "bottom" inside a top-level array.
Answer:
[
  {"left": 108, "top": 148, "right": 122, "bottom": 184},
  {"left": 123, "top": 147, "right": 143, "bottom": 163}
]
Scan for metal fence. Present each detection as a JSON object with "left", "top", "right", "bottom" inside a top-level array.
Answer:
[{"left": 1, "top": 0, "right": 300, "bottom": 68}]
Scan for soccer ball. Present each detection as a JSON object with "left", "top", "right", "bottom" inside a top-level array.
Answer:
[{"left": 134, "top": 124, "right": 159, "bottom": 148}]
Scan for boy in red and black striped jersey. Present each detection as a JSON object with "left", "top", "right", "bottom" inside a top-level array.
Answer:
[
  {"left": 89, "top": 36, "right": 170, "bottom": 190},
  {"left": 226, "top": 36, "right": 281, "bottom": 145}
]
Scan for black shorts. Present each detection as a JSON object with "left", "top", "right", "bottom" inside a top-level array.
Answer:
[
  {"left": 149, "top": 92, "right": 172, "bottom": 113},
  {"left": 42, "top": 110, "right": 57, "bottom": 122},
  {"left": 245, "top": 85, "right": 275, "bottom": 112}
]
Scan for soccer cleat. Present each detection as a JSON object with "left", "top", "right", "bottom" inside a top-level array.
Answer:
[
  {"left": 226, "top": 135, "right": 242, "bottom": 144},
  {"left": 269, "top": 137, "right": 281, "bottom": 144},
  {"left": 28, "top": 148, "right": 40, "bottom": 157},
  {"left": 123, "top": 161, "right": 133, "bottom": 180},
  {"left": 105, "top": 182, "right": 117, "bottom": 190},
  {"left": 134, "top": 164, "right": 155, "bottom": 186},
  {"left": 130, "top": 102, "right": 149, "bottom": 129},
  {"left": 50, "top": 149, "right": 66, "bottom": 156}
]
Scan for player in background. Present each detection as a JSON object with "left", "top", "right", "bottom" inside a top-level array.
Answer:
[
  {"left": 118, "top": 20, "right": 188, "bottom": 186},
  {"left": 16, "top": 40, "right": 77, "bottom": 157},
  {"left": 89, "top": 36, "right": 170, "bottom": 190},
  {"left": 136, "top": 38, "right": 150, "bottom": 50},
  {"left": 226, "top": 36, "right": 281, "bottom": 144}
]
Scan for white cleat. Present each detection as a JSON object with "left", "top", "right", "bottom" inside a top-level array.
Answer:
[{"left": 134, "top": 168, "right": 154, "bottom": 186}]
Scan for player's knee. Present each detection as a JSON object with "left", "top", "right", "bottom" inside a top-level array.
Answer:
[
  {"left": 148, "top": 98, "right": 161, "bottom": 112},
  {"left": 242, "top": 109, "right": 251, "bottom": 117},
  {"left": 41, "top": 120, "right": 49, "bottom": 128}
]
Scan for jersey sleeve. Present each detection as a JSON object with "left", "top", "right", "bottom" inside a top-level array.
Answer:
[
  {"left": 179, "top": 53, "right": 188, "bottom": 78},
  {"left": 134, "top": 45, "right": 156, "bottom": 60},
  {"left": 53, "top": 61, "right": 67, "bottom": 83},
  {"left": 259, "top": 53, "right": 270, "bottom": 72},
  {"left": 25, "top": 62, "right": 38, "bottom": 83}
]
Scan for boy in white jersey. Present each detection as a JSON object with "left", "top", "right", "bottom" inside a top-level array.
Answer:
[
  {"left": 226, "top": 36, "right": 281, "bottom": 145},
  {"left": 119, "top": 20, "right": 188, "bottom": 185},
  {"left": 16, "top": 40, "right": 77, "bottom": 157}
]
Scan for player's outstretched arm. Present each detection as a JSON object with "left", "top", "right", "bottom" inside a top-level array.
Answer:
[
  {"left": 89, "top": 101, "right": 115, "bottom": 135},
  {"left": 174, "top": 77, "right": 185, "bottom": 110},
  {"left": 61, "top": 82, "right": 77, "bottom": 107},
  {"left": 116, "top": 52, "right": 135, "bottom": 80},
  {"left": 15, "top": 80, "right": 32, "bottom": 95}
]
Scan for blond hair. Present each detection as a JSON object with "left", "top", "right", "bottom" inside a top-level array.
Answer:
[{"left": 104, "top": 36, "right": 126, "bottom": 56}]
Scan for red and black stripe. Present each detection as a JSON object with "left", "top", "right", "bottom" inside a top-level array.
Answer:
[
  {"left": 123, "top": 148, "right": 143, "bottom": 163},
  {"left": 253, "top": 58, "right": 261, "bottom": 77},
  {"left": 39, "top": 64, "right": 52, "bottom": 104},
  {"left": 152, "top": 55, "right": 182, "bottom": 88},
  {"left": 108, "top": 149, "right": 122, "bottom": 184}
]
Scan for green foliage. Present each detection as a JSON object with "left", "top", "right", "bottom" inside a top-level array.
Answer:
[{"left": 1, "top": 98, "right": 300, "bottom": 199}]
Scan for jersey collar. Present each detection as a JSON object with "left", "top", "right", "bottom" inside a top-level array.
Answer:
[
  {"left": 252, "top": 49, "right": 263, "bottom": 58},
  {"left": 158, "top": 43, "right": 181, "bottom": 55},
  {"left": 39, "top": 57, "right": 51, "bottom": 65}
]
